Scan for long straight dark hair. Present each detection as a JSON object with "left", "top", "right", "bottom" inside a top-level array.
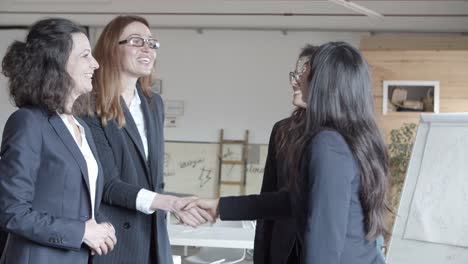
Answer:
[
  {"left": 288, "top": 42, "right": 390, "bottom": 240},
  {"left": 275, "top": 45, "right": 317, "bottom": 158}
]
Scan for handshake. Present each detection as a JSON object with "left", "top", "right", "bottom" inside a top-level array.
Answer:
[
  {"left": 81, "top": 195, "right": 219, "bottom": 256},
  {"left": 152, "top": 194, "right": 220, "bottom": 227}
]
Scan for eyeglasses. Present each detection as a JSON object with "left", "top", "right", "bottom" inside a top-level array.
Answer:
[
  {"left": 289, "top": 71, "right": 300, "bottom": 82},
  {"left": 289, "top": 59, "right": 310, "bottom": 82},
  {"left": 118, "top": 36, "right": 160, "bottom": 49}
]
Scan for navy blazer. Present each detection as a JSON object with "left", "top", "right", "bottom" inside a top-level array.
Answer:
[
  {"left": 0, "top": 107, "right": 104, "bottom": 264},
  {"left": 218, "top": 118, "right": 297, "bottom": 264},
  {"left": 82, "top": 87, "right": 172, "bottom": 264},
  {"left": 296, "top": 130, "right": 385, "bottom": 264}
]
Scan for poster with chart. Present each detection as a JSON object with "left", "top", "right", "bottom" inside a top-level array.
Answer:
[{"left": 387, "top": 113, "right": 468, "bottom": 264}]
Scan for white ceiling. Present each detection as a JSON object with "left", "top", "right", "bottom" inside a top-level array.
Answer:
[{"left": 0, "top": 0, "right": 467, "bottom": 32}]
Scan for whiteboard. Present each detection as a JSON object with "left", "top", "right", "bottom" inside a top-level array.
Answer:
[
  {"left": 163, "top": 141, "right": 268, "bottom": 198},
  {"left": 387, "top": 113, "right": 468, "bottom": 264}
]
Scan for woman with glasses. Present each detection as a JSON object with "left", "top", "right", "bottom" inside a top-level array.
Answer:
[
  {"left": 185, "top": 45, "right": 317, "bottom": 264},
  {"left": 75, "top": 15, "right": 211, "bottom": 264},
  {"left": 250, "top": 45, "right": 315, "bottom": 264}
]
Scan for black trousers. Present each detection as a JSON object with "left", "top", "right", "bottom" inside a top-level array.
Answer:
[
  {"left": 287, "top": 241, "right": 301, "bottom": 264},
  {"left": 149, "top": 220, "right": 158, "bottom": 264}
]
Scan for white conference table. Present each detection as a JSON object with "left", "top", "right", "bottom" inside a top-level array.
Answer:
[{"left": 168, "top": 222, "right": 255, "bottom": 249}]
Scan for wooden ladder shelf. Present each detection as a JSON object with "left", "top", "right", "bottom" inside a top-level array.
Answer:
[{"left": 216, "top": 129, "right": 249, "bottom": 197}]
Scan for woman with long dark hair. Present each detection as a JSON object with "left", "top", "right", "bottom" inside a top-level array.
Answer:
[
  {"left": 249, "top": 44, "right": 314, "bottom": 264},
  {"left": 186, "top": 45, "right": 317, "bottom": 264},
  {"left": 290, "top": 41, "right": 389, "bottom": 263}
]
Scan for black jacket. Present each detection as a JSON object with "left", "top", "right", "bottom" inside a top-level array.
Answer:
[{"left": 219, "top": 118, "right": 298, "bottom": 264}]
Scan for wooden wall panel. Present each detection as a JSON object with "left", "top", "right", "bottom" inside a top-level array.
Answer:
[
  {"left": 364, "top": 50, "right": 468, "bottom": 140},
  {"left": 360, "top": 34, "right": 468, "bottom": 51}
]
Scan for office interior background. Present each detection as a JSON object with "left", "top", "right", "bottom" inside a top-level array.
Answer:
[{"left": 1, "top": 0, "right": 468, "bottom": 263}]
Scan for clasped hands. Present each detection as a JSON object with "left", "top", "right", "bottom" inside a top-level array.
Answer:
[
  {"left": 152, "top": 194, "right": 220, "bottom": 227},
  {"left": 82, "top": 196, "right": 220, "bottom": 255},
  {"left": 83, "top": 219, "right": 117, "bottom": 256}
]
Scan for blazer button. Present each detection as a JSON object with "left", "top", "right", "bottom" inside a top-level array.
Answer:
[{"left": 123, "top": 222, "right": 131, "bottom": 229}]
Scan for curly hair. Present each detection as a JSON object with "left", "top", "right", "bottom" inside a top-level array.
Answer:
[
  {"left": 275, "top": 44, "right": 317, "bottom": 158},
  {"left": 1, "top": 18, "right": 84, "bottom": 114}
]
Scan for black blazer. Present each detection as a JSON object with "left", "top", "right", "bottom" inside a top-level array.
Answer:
[
  {"left": 0, "top": 107, "right": 104, "bottom": 264},
  {"left": 82, "top": 87, "right": 172, "bottom": 264},
  {"left": 219, "top": 118, "right": 298, "bottom": 264},
  {"left": 0, "top": 231, "right": 6, "bottom": 257},
  {"left": 296, "top": 130, "right": 385, "bottom": 264}
]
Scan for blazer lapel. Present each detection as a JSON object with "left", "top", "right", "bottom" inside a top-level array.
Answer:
[
  {"left": 138, "top": 88, "right": 158, "bottom": 189},
  {"left": 121, "top": 100, "right": 147, "bottom": 161},
  {"left": 77, "top": 117, "right": 104, "bottom": 214},
  {"left": 49, "top": 114, "right": 90, "bottom": 193},
  {"left": 120, "top": 97, "right": 153, "bottom": 187}
]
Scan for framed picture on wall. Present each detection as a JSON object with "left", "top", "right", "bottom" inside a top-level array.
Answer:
[
  {"left": 152, "top": 78, "right": 162, "bottom": 94},
  {"left": 382, "top": 80, "right": 440, "bottom": 115}
]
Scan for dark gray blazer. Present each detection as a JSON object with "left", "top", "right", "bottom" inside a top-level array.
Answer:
[
  {"left": 297, "top": 130, "right": 385, "bottom": 264},
  {"left": 0, "top": 107, "right": 104, "bottom": 264},
  {"left": 82, "top": 87, "right": 172, "bottom": 264}
]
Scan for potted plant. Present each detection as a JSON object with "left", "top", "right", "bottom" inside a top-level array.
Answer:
[{"left": 387, "top": 123, "right": 417, "bottom": 241}]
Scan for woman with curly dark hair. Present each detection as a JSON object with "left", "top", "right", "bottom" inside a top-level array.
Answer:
[{"left": 0, "top": 18, "right": 116, "bottom": 264}]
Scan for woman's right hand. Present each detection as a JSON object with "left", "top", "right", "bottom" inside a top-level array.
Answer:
[
  {"left": 184, "top": 198, "right": 220, "bottom": 221},
  {"left": 82, "top": 219, "right": 117, "bottom": 255}
]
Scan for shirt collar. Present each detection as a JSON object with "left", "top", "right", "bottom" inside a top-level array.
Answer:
[
  {"left": 58, "top": 113, "right": 85, "bottom": 135},
  {"left": 128, "top": 88, "right": 141, "bottom": 108}
]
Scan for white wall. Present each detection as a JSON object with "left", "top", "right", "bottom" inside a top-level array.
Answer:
[
  {"left": 0, "top": 27, "right": 367, "bottom": 143},
  {"left": 149, "top": 29, "right": 368, "bottom": 143}
]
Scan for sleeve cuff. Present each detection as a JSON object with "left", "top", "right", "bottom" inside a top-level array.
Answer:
[{"left": 136, "top": 189, "right": 158, "bottom": 214}]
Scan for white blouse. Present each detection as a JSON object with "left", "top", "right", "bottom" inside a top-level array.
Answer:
[
  {"left": 59, "top": 114, "right": 99, "bottom": 219},
  {"left": 127, "top": 90, "right": 158, "bottom": 214},
  {"left": 128, "top": 89, "right": 148, "bottom": 159}
]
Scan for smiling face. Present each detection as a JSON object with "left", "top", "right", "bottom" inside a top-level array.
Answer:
[
  {"left": 66, "top": 32, "right": 99, "bottom": 102},
  {"left": 118, "top": 22, "right": 156, "bottom": 79},
  {"left": 290, "top": 56, "right": 310, "bottom": 108}
]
